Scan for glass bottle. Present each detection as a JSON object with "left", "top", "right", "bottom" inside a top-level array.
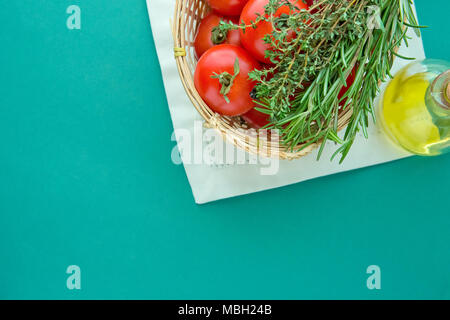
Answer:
[{"left": 379, "top": 59, "right": 450, "bottom": 156}]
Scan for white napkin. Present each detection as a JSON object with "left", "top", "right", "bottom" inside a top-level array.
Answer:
[{"left": 146, "top": 0, "right": 425, "bottom": 204}]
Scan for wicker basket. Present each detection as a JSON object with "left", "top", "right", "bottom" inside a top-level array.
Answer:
[{"left": 172, "top": 0, "right": 354, "bottom": 160}]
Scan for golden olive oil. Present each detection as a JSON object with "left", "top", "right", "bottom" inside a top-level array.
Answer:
[{"left": 380, "top": 60, "right": 450, "bottom": 156}]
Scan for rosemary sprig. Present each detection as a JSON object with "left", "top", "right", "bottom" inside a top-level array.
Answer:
[{"left": 220, "top": 0, "right": 422, "bottom": 162}]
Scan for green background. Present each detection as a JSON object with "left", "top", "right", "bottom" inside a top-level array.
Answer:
[{"left": 0, "top": 1, "right": 449, "bottom": 300}]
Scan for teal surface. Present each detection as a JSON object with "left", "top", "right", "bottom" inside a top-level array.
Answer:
[{"left": 0, "top": 1, "right": 449, "bottom": 300}]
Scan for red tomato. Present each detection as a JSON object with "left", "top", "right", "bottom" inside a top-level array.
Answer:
[
  {"left": 194, "top": 13, "right": 242, "bottom": 59},
  {"left": 242, "top": 107, "right": 270, "bottom": 129},
  {"left": 240, "top": 0, "right": 309, "bottom": 64},
  {"left": 194, "top": 44, "right": 261, "bottom": 116},
  {"left": 206, "top": 0, "right": 250, "bottom": 16}
]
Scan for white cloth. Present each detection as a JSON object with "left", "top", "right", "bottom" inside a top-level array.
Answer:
[{"left": 146, "top": 0, "right": 425, "bottom": 204}]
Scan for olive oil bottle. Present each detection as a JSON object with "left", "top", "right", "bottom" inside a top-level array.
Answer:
[{"left": 380, "top": 60, "right": 450, "bottom": 156}]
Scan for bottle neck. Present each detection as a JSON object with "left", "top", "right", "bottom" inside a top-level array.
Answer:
[
  {"left": 446, "top": 82, "right": 450, "bottom": 105},
  {"left": 426, "top": 70, "right": 450, "bottom": 116}
]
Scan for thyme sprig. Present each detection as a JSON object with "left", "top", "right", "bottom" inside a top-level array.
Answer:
[{"left": 219, "top": 0, "right": 422, "bottom": 162}]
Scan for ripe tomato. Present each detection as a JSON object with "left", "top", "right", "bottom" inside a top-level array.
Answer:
[
  {"left": 241, "top": 107, "right": 270, "bottom": 129},
  {"left": 206, "top": 0, "right": 250, "bottom": 16},
  {"left": 305, "top": 0, "right": 315, "bottom": 7},
  {"left": 240, "top": 0, "right": 309, "bottom": 64},
  {"left": 194, "top": 13, "right": 241, "bottom": 59},
  {"left": 194, "top": 44, "right": 261, "bottom": 116}
]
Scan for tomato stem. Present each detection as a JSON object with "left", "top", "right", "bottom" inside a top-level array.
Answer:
[
  {"left": 211, "top": 58, "right": 240, "bottom": 104},
  {"left": 211, "top": 25, "right": 228, "bottom": 45}
]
